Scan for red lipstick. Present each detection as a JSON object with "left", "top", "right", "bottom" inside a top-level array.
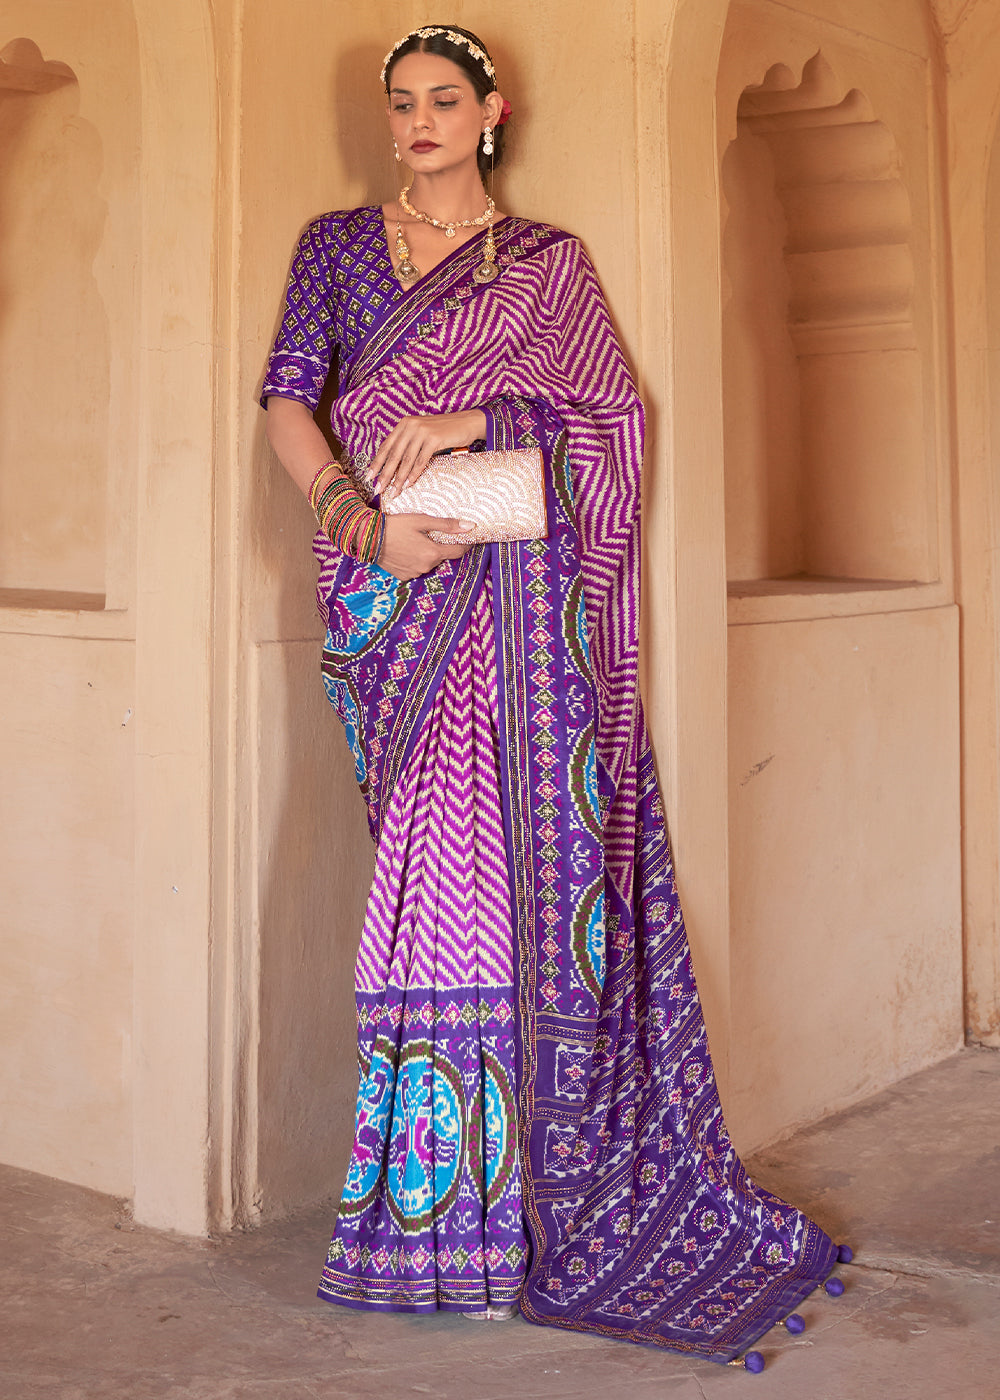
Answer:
[{"left": 410, "top": 140, "right": 440, "bottom": 153}]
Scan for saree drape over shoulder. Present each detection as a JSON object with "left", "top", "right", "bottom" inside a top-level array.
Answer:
[{"left": 261, "top": 207, "right": 837, "bottom": 1363}]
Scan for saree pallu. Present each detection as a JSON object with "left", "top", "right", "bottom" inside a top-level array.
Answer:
[{"left": 266, "top": 213, "right": 837, "bottom": 1362}]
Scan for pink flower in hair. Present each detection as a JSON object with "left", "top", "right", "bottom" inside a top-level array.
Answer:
[{"left": 497, "top": 98, "right": 513, "bottom": 126}]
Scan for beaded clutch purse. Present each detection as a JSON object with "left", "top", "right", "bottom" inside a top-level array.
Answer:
[{"left": 380, "top": 447, "right": 547, "bottom": 545}]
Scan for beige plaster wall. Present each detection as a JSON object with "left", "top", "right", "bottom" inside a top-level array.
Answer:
[
  {"left": 0, "top": 2, "right": 140, "bottom": 1198},
  {"left": 727, "top": 606, "right": 963, "bottom": 1148},
  {"left": 0, "top": 50, "right": 107, "bottom": 597},
  {"left": 716, "top": 0, "right": 964, "bottom": 1146},
  {"left": 235, "top": 0, "right": 413, "bottom": 1228},
  {"left": 0, "top": 0, "right": 990, "bottom": 1237},
  {"left": 0, "top": 635, "right": 134, "bottom": 1193}
]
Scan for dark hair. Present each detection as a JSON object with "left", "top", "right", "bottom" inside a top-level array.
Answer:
[{"left": 384, "top": 24, "right": 506, "bottom": 179}]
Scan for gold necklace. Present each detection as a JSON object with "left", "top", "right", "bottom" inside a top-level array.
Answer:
[
  {"left": 392, "top": 218, "right": 499, "bottom": 289},
  {"left": 398, "top": 184, "right": 495, "bottom": 239}
]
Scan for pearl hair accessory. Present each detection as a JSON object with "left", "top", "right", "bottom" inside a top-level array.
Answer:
[{"left": 380, "top": 27, "right": 496, "bottom": 84}]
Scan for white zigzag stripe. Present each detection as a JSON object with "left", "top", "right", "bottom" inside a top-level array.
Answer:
[
  {"left": 339, "top": 230, "right": 648, "bottom": 952},
  {"left": 357, "top": 585, "right": 515, "bottom": 994}
]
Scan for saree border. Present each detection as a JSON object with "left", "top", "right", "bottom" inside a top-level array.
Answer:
[
  {"left": 491, "top": 535, "right": 542, "bottom": 1251},
  {"left": 342, "top": 218, "right": 575, "bottom": 391},
  {"left": 377, "top": 544, "right": 490, "bottom": 831}
]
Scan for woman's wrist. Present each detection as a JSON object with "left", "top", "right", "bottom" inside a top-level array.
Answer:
[
  {"left": 308, "top": 459, "right": 342, "bottom": 509},
  {"left": 314, "top": 472, "right": 385, "bottom": 564},
  {"left": 464, "top": 408, "right": 488, "bottom": 441}
]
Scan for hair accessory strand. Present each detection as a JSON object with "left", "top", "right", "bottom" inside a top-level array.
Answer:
[{"left": 380, "top": 27, "right": 496, "bottom": 85}]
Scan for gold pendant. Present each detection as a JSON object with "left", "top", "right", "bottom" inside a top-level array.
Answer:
[
  {"left": 394, "top": 221, "right": 420, "bottom": 286},
  {"left": 445, "top": 226, "right": 457, "bottom": 238},
  {"left": 472, "top": 222, "right": 499, "bottom": 284}
]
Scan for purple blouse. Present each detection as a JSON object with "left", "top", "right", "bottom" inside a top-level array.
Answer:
[{"left": 260, "top": 206, "right": 403, "bottom": 410}]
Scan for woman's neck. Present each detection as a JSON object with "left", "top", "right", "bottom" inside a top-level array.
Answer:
[{"left": 404, "top": 165, "right": 489, "bottom": 223}]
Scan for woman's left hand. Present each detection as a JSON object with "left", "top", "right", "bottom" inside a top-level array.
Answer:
[{"left": 371, "top": 409, "right": 488, "bottom": 502}]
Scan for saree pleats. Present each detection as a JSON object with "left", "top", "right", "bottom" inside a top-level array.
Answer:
[{"left": 319, "top": 582, "right": 528, "bottom": 1312}]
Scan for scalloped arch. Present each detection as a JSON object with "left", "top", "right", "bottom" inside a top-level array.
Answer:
[{"left": 0, "top": 37, "right": 75, "bottom": 92}]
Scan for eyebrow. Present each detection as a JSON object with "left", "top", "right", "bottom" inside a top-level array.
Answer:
[{"left": 389, "top": 84, "right": 462, "bottom": 95}]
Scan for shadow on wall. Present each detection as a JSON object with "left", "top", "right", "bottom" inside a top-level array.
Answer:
[
  {"left": 247, "top": 33, "right": 531, "bottom": 1223},
  {"left": 0, "top": 38, "right": 109, "bottom": 604},
  {"left": 248, "top": 44, "right": 399, "bottom": 1224}
]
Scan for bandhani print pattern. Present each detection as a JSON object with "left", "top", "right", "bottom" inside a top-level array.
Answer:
[{"left": 261, "top": 206, "right": 839, "bottom": 1355}]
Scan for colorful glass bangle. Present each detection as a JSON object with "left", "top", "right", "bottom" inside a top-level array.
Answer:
[
  {"left": 313, "top": 473, "right": 384, "bottom": 565},
  {"left": 308, "top": 459, "right": 340, "bottom": 511}
]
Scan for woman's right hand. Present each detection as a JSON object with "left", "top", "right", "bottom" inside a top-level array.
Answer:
[{"left": 377, "top": 513, "right": 476, "bottom": 581}]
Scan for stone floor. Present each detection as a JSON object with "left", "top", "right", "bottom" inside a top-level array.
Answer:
[{"left": 2, "top": 1048, "right": 998, "bottom": 1399}]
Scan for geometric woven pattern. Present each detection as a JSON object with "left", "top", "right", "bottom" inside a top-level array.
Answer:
[{"left": 263, "top": 206, "right": 838, "bottom": 1357}]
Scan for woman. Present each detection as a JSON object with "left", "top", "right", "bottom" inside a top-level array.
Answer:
[{"left": 261, "top": 24, "right": 844, "bottom": 1369}]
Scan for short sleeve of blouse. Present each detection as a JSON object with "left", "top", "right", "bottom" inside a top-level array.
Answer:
[{"left": 259, "top": 216, "right": 339, "bottom": 410}]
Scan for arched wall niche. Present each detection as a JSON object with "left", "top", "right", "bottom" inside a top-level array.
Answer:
[
  {"left": 0, "top": 38, "right": 110, "bottom": 606},
  {"left": 719, "top": 2, "right": 963, "bottom": 1154},
  {"left": 721, "top": 50, "right": 934, "bottom": 588}
]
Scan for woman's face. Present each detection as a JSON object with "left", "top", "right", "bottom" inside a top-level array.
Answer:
[{"left": 387, "top": 50, "right": 498, "bottom": 175}]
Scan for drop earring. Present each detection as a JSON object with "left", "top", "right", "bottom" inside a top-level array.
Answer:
[
  {"left": 393, "top": 139, "right": 401, "bottom": 162},
  {"left": 473, "top": 121, "right": 499, "bottom": 285}
]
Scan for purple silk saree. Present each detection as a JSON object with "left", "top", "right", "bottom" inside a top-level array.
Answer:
[{"left": 262, "top": 207, "right": 837, "bottom": 1362}]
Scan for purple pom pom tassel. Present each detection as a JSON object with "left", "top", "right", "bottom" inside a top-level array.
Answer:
[
  {"left": 825, "top": 1277, "right": 845, "bottom": 1297},
  {"left": 838, "top": 1244, "right": 854, "bottom": 1264},
  {"left": 744, "top": 1351, "right": 766, "bottom": 1373},
  {"left": 785, "top": 1313, "right": 806, "bottom": 1334}
]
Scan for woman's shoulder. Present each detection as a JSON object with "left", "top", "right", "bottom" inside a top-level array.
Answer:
[{"left": 297, "top": 205, "right": 382, "bottom": 250}]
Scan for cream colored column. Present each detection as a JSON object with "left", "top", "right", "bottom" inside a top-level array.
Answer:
[
  {"left": 939, "top": 1, "right": 1000, "bottom": 1047},
  {"left": 636, "top": 0, "right": 734, "bottom": 1090},
  {"left": 131, "top": 0, "right": 224, "bottom": 1233}
]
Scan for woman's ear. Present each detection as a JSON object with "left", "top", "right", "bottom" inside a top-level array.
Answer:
[{"left": 483, "top": 90, "right": 504, "bottom": 126}]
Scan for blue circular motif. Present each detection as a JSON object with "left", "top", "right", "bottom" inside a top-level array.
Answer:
[
  {"left": 384, "top": 1043, "right": 466, "bottom": 1230},
  {"left": 572, "top": 879, "right": 606, "bottom": 1001},
  {"left": 586, "top": 892, "right": 606, "bottom": 988},
  {"left": 569, "top": 729, "right": 602, "bottom": 842},
  {"left": 322, "top": 672, "right": 366, "bottom": 786},
  {"left": 482, "top": 1052, "right": 516, "bottom": 1205},
  {"left": 340, "top": 1039, "right": 397, "bottom": 1213},
  {"left": 327, "top": 570, "right": 399, "bottom": 658}
]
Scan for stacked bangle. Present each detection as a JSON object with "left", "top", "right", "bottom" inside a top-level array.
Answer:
[
  {"left": 308, "top": 460, "right": 340, "bottom": 510},
  {"left": 310, "top": 460, "right": 385, "bottom": 565}
]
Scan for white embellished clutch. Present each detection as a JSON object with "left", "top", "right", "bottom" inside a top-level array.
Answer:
[{"left": 380, "top": 447, "right": 547, "bottom": 546}]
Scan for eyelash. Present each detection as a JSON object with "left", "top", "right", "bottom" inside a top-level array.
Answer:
[{"left": 392, "top": 100, "right": 459, "bottom": 111}]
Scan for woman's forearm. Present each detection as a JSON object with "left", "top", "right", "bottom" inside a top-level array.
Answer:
[{"left": 265, "top": 395, "right": 342, "bottom": 497}]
